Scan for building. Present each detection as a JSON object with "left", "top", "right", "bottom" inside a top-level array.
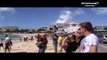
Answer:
[
  {"left": 94, "top": 25, "right": 107, "bottom": 37},
  {"left": 0, "top": 27, "right": 6, "bottom": 32},
  {"left": 94, "top": 25, "right": 107, "bottom": 31},
  {"left": 63, "top": 22, "right": 79, "bottom": 33},
  {"left": 1, "top": 26, "right": 19, "bottom": 31},
  {"left": 47, "top": 22, "right": 79, "bottom": 33}
]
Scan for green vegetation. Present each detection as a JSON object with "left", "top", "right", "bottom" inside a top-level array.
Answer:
[{"left": 5, "top": 29, "right": 36, "bottom": 33}]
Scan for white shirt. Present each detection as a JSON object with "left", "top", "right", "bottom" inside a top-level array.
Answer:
[
  {"left": 5, "top": 37, "right": 10, "bottom": 42},
  {"left": 80, "top": 34, "right": 99, "bottom": 53}
]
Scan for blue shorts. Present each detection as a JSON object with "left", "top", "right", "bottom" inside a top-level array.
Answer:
[
  {"left": 53, "top": 41, "right": 57, "bottom": 47},
  {"left": 39, "top": 48, "right": 46, "bottom": 53}
]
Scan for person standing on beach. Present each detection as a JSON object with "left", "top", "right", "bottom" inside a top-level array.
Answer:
[
  {"left": 23, "top": 36, "right": 26, "bottom": 42},
  {"left": 58, "top": 34, "right": 63, "bottom": 52},
  {"left": 30, "top": 36, "right": 34, "bottom": 41},
  {"left": 23, "top": 36, "right": 27, "bottom": 42},
  {"left": 76, "top": 22, "right": 99, "bottom": 53},
  {"left": 20, "top": 38, "right": 22, "bottom": 42},
  {"left": 52, "top": 33, "right": 58, "bottom": 53},
  {"left": 0, "top": 39, "right": 4, "bottom": 50},
  {"left": 37, "top": 35, "right": 47, "bottom": 53},
  {"left": 37, "top": 34, "right": 40, "bottom": 43},
  {"left": 43, "top": 34, "right": 48, "bottom": 50},
  {"left": 8, "top": 38, "right": 13, "bottom": 50},
  {"left": 4, "top": 35, "right": 11, "bottom": 53}
]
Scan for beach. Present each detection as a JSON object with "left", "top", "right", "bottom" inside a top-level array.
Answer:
[{"left": 0, "top": 33, "right": 65, "bottom": 53}]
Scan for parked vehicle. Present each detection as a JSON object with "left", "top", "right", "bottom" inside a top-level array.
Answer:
[{"left": 101, "top": 35, "right": 107, "bottom": 44}]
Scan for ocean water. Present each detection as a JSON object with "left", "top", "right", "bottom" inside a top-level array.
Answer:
[{"left": 0, "top": 34, "right": 21, "bottom": 41}]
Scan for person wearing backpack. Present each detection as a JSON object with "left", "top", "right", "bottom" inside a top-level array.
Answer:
[{"left": 37, "top": 35, "right": 47, "bottom": 53}]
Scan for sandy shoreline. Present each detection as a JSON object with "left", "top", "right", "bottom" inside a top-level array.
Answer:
[{"left": 0, "top": 33, "right": 65, "bottom": 53}]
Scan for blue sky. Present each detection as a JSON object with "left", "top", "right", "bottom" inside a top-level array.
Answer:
[{"left": 0, "top": 7, "right": 107, "bottom": 29}]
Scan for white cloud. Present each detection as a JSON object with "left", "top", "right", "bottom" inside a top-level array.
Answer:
[
  {"left": 0, "top": 7, "right": 16, "bottom": 20},
  {"left": 56, "top": 10, "right": 72, "bottom": 23},
  {"left": 73, "top": 8, "right": 85, "bottom": 16},
  {"left": 92, "top": 8, "right": 107, "bottom": 15},
  {"left": 55, "top": 8, "right": 85, "bottom": 24}
]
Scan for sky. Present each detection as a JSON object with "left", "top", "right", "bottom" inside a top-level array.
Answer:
[{"left": 0, "top": 7, "right": 107, "bottom": 29}]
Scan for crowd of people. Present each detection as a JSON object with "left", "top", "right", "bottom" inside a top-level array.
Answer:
[
  {"left": 0, "top": 21, "right": 99, "bottom": 53},
  {"left": 35, "top": 21, "right": 99, "bottom": 53},
  {"left": 23, "top": 36, "right": 34, "bottom": 42},
  {"left": 50, "top": 21, "right": 99, "bottom": 53},
  {"left": 50, "top": 28, "right": 85, "bottom": 53}
]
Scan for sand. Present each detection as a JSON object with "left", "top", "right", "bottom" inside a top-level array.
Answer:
[{"left": 0, "top": 33, "right": 65, "bottom": 53}]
